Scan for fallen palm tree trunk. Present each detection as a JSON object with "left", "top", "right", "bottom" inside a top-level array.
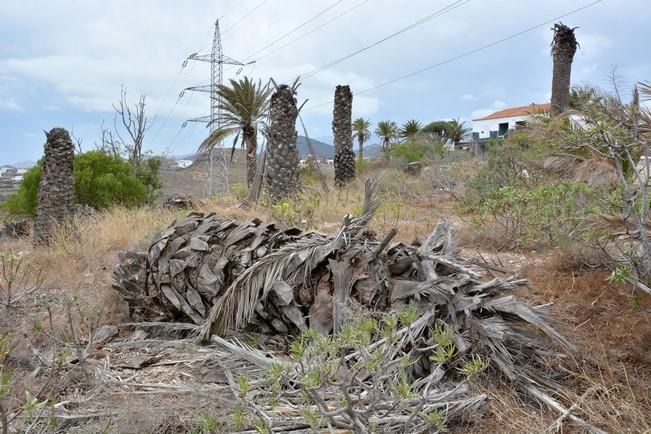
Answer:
[{"left": 112, "top": 179, "right": 605, "bottom": 432}]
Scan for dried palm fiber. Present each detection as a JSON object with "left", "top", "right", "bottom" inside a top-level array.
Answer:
[
  {"left": 332, "top": 84, "right": 355, "bottom": 185},
  {"left": 111, "top": 179, "right": 606, "bottom": 432},
  {"left": 114, "top": 177, "right": 574, "bottom": 369},
  {"left": 34, "top": 127, "right": 76, "bottom": 245}
]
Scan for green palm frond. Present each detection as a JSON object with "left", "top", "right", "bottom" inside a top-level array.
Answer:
[
  {"left": 352, "top": 117, "right": 372, "bottom": 143},
  {"left": 375, "top": 120, "right": 398, "bottom": 140},
  {"left": 399, "top": 119, "right": 422, "bottom": 140},
  {"left": 445, "top": 119, "right": 471, "bottom": 144},
  {"left": 196, "top": 126, "right": 240, "bottom": 157},
  {"left": 211, "top": 76, "right": 272, "bottom": 131}
]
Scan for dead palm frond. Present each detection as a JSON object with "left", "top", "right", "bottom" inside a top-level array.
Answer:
[{"left": 195, "top": 178, "right": 380, "bottom": 340}]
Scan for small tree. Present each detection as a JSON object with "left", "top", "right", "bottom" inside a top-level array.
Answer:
[
  {"left": 352, "top": 117, "right": 371, "bottom": 161},
  {"left": 4, "top": 151, "right": 148, "bottom": 216},
  {"left": 198, "top": 77, "right": 272, "bottom": 187},
  {"left": 113, "top": 86, "right": 148, "bottom": 174},
  {"left": 398, "top": 119, "right": 422, "bottom": 141},
  {"left": 375, "top": 121, "right": 398, "bottom": 151},
  {"left": 554, "top": 78, "right": 651, "bottom": 291}
]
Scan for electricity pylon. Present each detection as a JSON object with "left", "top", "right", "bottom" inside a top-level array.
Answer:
[{"left": 181, "top": 19, "right": 251, "bottom": 196}]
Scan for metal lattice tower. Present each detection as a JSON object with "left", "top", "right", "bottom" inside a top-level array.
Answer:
[{"left": 181, "top": 20, "right": 250, "bottom": 195}]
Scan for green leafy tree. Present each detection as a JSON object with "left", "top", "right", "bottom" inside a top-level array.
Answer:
[
  {"left": 4, "top": 151, "right": 148, "bottom": 216},
  {"left": 352, "top": 117, "right": 372, "bottom": 160},
  {"left": 374, "top": 120, "right": 398, "bottom": 151},
  {"left": 421, "top": 120, "right": 450, "bottom": 136},
  {"left": 398, "top": 119, "right": 422, "bottom": 141},
  {"left": 198, "top": 77, "right": 272, "bottom": 186},
  {"left": 134, "top": 155, "right": 163, "bottom": 204}
]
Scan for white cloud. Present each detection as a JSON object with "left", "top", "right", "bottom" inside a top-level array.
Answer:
[
  {"left": 1, "top": 0, "right": 650, "bottom": 161},
  {"left": 471, "top": 99, "right": 508, "bottom": 120},
  {"left": 0, "top": 98, "right": 21, "bottom": 111},
  {"left": 579, "top": 32, "right": 613, "bottom": 59}
]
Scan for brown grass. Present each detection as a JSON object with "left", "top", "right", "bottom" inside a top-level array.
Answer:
[{"left": 2, "top": 164, "right": 650, "bottom": 433}]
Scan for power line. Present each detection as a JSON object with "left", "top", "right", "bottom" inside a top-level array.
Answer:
[
  {"left": 303, "top": 0, "right": 602, "bottom": 112},
  {"left": 302, "top": 0, "right": 468, "bottom": 79},
  {"left": 253, "top": 0, "right": 369, "bottom": 62},
  {"left": 151, "top": 21, "right": 223, "bottom": 143},
  {"left": 241, "top": 0, "right": 345, "bottom": 62},
  {"left": 223, "top": 0, "right": 269, "bottom": 35}
]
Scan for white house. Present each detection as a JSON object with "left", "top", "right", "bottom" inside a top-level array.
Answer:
[
  {"left": 472, "top": 103, "right": 550, "bottom": 140},
  {"left": 0, "top": 165, "right": 18, "bottom": 178}
]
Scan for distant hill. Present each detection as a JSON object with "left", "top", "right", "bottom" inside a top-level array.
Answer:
[
  {"left": 1, "top": 160, "right": 35, "bottom": 169},
  {"left": 297, "top": 137, "right": 384, "bottom": 159},
  {"left": 296, "top": 136, "right": 333, "bottom": 158},
  {"left": 164, "top": 136, "right": 381, "bottom": 162}
]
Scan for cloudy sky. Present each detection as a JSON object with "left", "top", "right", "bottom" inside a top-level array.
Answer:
[{"left": 1, "top": 0, "right": 649, "bottom": 164}]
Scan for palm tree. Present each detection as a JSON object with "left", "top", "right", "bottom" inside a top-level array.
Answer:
[
  {"left": 375, "top": 121, "right": 398, "bottom": 151},
  {"left": 266, "top": 81, "right": 300, "bottom": 200},
  {"left": 352, "top": 117, "right": 371, "bottom": 161},
  {"left": 399, "top": 119, "right": 422, "bottom": 141},
  {"left": 332, "top": 85, "right": 355, "bottom": 186},
  {"left": 445, "top": 119, "right": 471, "bottom": 147},
  {"left": 198, "top": 77, "right": 272, "bottom": 187},
  {"left": 550, "top": 22, "right": 579, "bottom": 115}
]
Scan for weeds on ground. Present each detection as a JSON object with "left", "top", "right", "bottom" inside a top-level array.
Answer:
[{"left": 0, "top": 250, "right": 44, "bottom": 308}]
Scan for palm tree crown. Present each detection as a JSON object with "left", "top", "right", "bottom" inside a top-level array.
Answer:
[
  {"left": 399, "top": 119, "right": 422, "bottom": 141},
  {"left": 375, "top": 120, "right": 398, "bottom": 151},
  {"left": 198, "top": 76, "right": 272, "bottom": 186},
  {"left": 445, "top": 119, "right": 471, "bottom": 146}
]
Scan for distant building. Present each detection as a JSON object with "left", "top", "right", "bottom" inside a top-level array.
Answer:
[
  {"left": 0, "top": 165, "right": 18, "bottom": 178},
  {"left": 472, "top": 103, "right": 550, "bottom": 140}
]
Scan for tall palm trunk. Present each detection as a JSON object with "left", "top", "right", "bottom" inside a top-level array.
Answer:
[
  {"left": 243, "top": 125, "right": 257, "bottom": 187},
  {"left": 357, "top": 133, "right": 365, "bottom": 161},
  {"left": 550, "top": 23, "right": 578, "bottom": 115},
  {"left": 34, "top": 128, "right": 76, "bottom": 245},
  {"left": 333, "top": 85, "right": 355, "bottom": 186},
  {"left": 266, "top": 85, "right": 299, "bottom": 200}
]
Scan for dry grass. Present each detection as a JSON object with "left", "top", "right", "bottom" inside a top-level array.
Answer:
[{"left": 1, "top": 163, "right": 650, "bottom": 433}]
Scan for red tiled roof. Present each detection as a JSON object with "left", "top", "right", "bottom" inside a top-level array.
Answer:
[{"left": 473, "top": 103, "right": 550, "bottom": 121}]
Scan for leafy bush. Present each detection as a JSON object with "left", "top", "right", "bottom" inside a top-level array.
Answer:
[
  {"left": 134, "top": 155, "right": 163, "bottom": 204},
  {"left": 467, "top": 181, "right": 615, "bottom": 249},
  {"left": 387, "top": 139, "right": 447, "bottom": 163},
  {"left": 461, "top": 156, "right": 537, "bottom": 208},
  {"left": 4, "top": 151, "right": 149, "bottom": 216}
]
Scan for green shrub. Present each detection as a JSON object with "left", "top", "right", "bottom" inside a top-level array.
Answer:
[
  {"left": 4, "top": 151, "right": 149, "bottom": 216},
  {"left": 298, "top": 160, "right": 321, "bottom": 185},
  {"left": 461, "top": 156, "right": 537, "bottom": 208},
  {"left": 387, "top": 139, "right": 447, "bottom": 163},
  {"left": 134, "top": 155, "right": 163, "bottom": 204},
  {"left": 467, "top": 181, "right": 615, "bottom": 249}
]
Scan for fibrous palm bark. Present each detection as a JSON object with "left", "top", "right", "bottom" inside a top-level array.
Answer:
[
  {"left": 550, "top": 22, "right": 578, "bottom": 115},
  {"left": 332, "top": 85, "right": 355, "bottom": 185},
  {"left": 33, "top": 128, "right": 75, "bottom": 245},
  {"left": 266, "top": 84, "right": 300, "bottom": 200},
  {"left": 242, "top": 125, "right": 257, "bottom": 187}
]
